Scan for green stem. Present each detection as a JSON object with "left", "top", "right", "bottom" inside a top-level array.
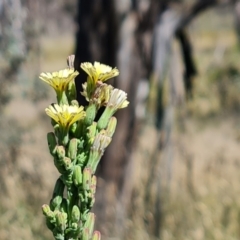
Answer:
[{"left": 57, "top": 91, "right": 69, "bottom": 105}]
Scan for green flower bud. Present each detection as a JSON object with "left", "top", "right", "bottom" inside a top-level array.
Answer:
[
  {"left": 63, "top": 157, "right": 73, "bottom": 171},
  {"left": 56, "top": 146, "right": 66, "bottom": 160},
  {"left": 87, "top": 122, "right": 97, "bottom": 145},
  {"left": 92, "top": 231, "right": 101, "bottom": 240},
  {"left": 50, "top": 196, "right": 62, "bottom": 210},
  {"left": 57, "top": 91, "right": 69, "bottom": 106},
  {"left": 83, "top": 167, "right": 92, "bottom": 190},
  {"left": 70, "top": 122, "right": 77, "bottom": 134},
  {"left": 53, "top": 178, "right": 65, "bottom": 198},
  {"left": 97, "top": 88, "right": 128, "bottom": 130},
  {"left": 67, "top": 138, "right": 78, "bottom": 160},
  {"left": 42, "top": 204, "right": 54, "bottom": 218},
  {"left": 56, "top": 212, "right": 68, "bottom": 233},
  {"left": 61, "top": 132, "right": 69, "bottom": 146},
  {"left": 97, "top": 107, "right": 112, "bottom": 130},
  {"left": 71, "top": 205, "right": 81, "bottom": 223},
  {"left": 91, "top": 175, "right": 97, "bottom": 195},
  {"left": 71, "top": 100, "right": 79, "bottom": 107},
  {"left": 71, "top": 222, "right": 78, "bottom": 230},
  {"left": 87, "top": 133, "right": 111, "bottom": 174},
  {"left": 47, "top": 132, "right": 57, "bottom": 156},
  {"left": 82, "top": 228, "right": 90, "bottom": 240},
  {"left": 67, "top": 81, "right": 77, "bottom": 102},
  {"left": 85, "top": 103, "right": 97, "bottom": 126},
  {"left": 84, "top": 213, "right": 95, "bottom": 237},
  {"left": 73, "top": 165, "right": 82, "bottom": 187},
  {"left": 105, "top": 117, "right": 117, "bottom": 137}
]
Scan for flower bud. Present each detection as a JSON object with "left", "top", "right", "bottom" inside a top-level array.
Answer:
[
  {"left": 105, "top": 117, "right": 117, "bottom": 137},
  {"left": 67, "top": 138, "right": 78, "bottom": 160},
  {"left": 50, "top": 196, "right": 62, "bottom": 210},
  {"left": 71, "top": 222, "right": 78, "bottom": 230},
  {"left": 70, "top": 122, "right": 77, "bottom": 134},
  {"left": 42, "top": 204, "right": 54, "bottom": 218},
  {"left": 61, "top": 131, "right": 69, "bottom": 147},
  {"left": 67, "top": 80, "right": 77, "bottom": 102},
  {"left": 92, "top": 231, "right": 101, "bottom": 240},
  {"left": 73, "top": 165, "right": 82, "bottom": 187},
  {"left": 97, "top": 88, "right": 128, "bottom": 130},
  {"left": 87, "top": 133, "right": 111, "bottom": 173},
  {"left": 91, "top": 175, "right": 97, "bottom": 195},
  {"left": 83, "top": 167, "right": 92, "bottom": 190},
  {"left": 56, "top": 212, "right": 68, "bottom": 233},
  {"left": 56, "top": 146, "right": 66, "bottom": 160},
  {"left": 85, "top": 104, "right": 97, "bottom": 126},
  {"left": 71, "top": 205, "right": 81, "bottom": 223},
  {"left": 82, "top": 228, "right": 90, "bottom": 240},
  {"left": 96, "top": 107, "right": 111, "bottom": 130},
  {"left": 87, "top": 122, "right": 97, "bottom": 145},
  {"left": 84, "top": 212, "right": 95, "bottom": 237},
  {"left": 71, "top": 99, "right": 79, "bottom": 106},
  {"left": 67, "top": 55, "right": 75, "bottom": 69},
  {"left": 63, "top": 157, "right": 73, "bottom": 171},
  {"left": 47, "top": 132, "right": 57, "bottom": 156}
]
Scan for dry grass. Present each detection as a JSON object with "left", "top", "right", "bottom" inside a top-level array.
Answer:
[{"left": 125, "top": 7, "right": 240, "bottom": 240}]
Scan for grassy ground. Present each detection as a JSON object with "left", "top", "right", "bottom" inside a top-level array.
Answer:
[{"left": 151, "top": 7, "right": 240, "bottom": 240}]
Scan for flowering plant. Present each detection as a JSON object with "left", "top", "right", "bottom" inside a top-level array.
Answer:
[{"left": 40, "top": 56, "right": 129, "bottom": 240}]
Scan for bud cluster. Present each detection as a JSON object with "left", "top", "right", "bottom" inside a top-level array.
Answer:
[{"left": 39, "top": 56, "right": 129, "bottom": 240}]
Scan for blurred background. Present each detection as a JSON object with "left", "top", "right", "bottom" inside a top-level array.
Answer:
[{"left": 1, "top": 0, "right": 240, "bottom": 239}]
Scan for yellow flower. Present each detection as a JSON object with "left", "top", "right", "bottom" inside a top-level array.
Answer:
[
  {"left": 81, "top": 62, "right": 119, "bottom": 83},
  {"left": 39, "top": 69, "right": 79, "bottom": 93},
  {"left": 82, "top": 82, "right": 113, "bottom": 107},
  {"left": 45, "top": 104, "right": 85, "bottom": 129}
]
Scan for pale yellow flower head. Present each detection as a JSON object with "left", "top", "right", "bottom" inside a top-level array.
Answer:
[
  {"left": 81, "top": 61, "right": 119, "bottom": 83},
  {"left": 39, "top": 69, "right": 79, "bottom": 93},
  {"left": 45, "top": 104, "right": 85, "bottom": 129},
  {"left": 82, "top": 82, "right": 113, "bottom": 108},
  {"left": 107, "top": 88, "right": 129, "bottom": 110},
  {"left": 92, "top": 132, "right": 112, "bottom": 152}
]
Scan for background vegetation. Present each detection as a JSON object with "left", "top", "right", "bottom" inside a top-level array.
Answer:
[{"left": 0, "top": 1, "right": 240, "bottom": 240}]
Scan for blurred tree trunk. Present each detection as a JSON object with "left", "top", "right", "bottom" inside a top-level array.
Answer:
[{"left": 74, "top": 0, "right": 237, "bottom": 239}]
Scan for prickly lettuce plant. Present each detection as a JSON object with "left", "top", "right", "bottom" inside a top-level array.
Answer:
[{"left": 39, "top": 56, "right": 129, "bottom": 240}]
